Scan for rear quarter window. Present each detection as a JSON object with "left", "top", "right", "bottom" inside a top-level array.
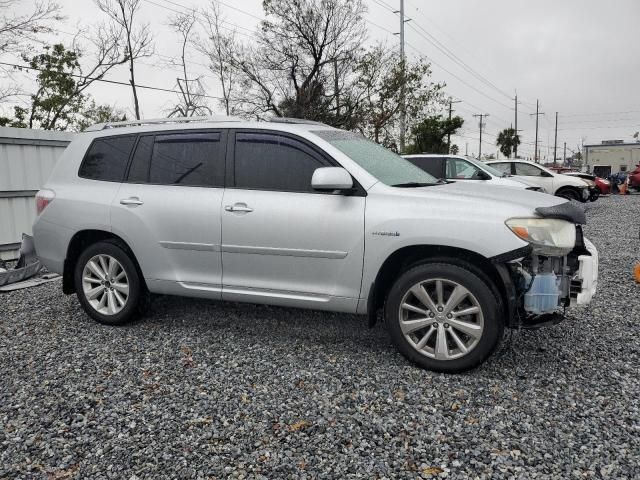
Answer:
[
  {"left": 405, "top": 157, "right": 443, "bottom": 178},
  {"left": 79, "top": 135, "right": 136, "bottom": 182}
]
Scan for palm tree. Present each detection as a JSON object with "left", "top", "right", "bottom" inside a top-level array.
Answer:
[{"left": 496, "top": 127, "right": 521, "bottom": 158}]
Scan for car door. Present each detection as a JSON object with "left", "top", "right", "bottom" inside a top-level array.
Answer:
[
  {"left": 111, "top": 130, "right": 227, "bottom": 296},
  {"left": 220, "top": 130, "right": 366, "bottom": 311},
  {"left": 513, "top": 162, "right": 555, "bottom": 193}
]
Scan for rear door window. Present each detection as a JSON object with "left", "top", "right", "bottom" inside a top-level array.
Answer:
[
  {"left": 127, "top": 132, "right": 225, "bottom": 187},
  {"left": 490, "top": 162, "right": 513, "bottom": 175},
  {"left": 233, "top": 132, "right": 329, "bottom": 192},
  {"left": 405, "top": 156, "right": 444, "bottom": 178},
  {"left": 515, "top": 163, "right": 546, "bottom": 177},
  {"left": 79, "top": 135, "right": 136, "bottom": 182}
]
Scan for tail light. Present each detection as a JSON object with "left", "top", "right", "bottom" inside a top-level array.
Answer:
[{"left": 35, "top": 189, "right": 55, "bottom": 215}]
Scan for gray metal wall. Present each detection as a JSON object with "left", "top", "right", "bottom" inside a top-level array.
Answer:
[{"left": 0, "top": 127, "right": 75, "bottom": 260}]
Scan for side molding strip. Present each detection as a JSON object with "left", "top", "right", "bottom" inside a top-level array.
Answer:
[
  {"left": 221, "top": 244, "right": 347, "bottom": 259},
  {"left": 160, "top": 241, "right": 220, "bottom": 252}
]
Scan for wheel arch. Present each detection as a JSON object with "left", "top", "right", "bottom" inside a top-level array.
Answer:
[
  {"left": 63, "top": 229, "right": 146, "bottom": 294},
  {"left": 554, "top": 185, "right": 582, "bottom": 200},
  {"left": 366, "top": 244, "right": 511, "bottom": 327}
]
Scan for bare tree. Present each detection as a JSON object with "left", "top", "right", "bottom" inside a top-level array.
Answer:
[
  {"left": 223, "top": 0, "right": 366, "bottom": 121},
  {"left": 0, "top": 0, "right": 62, "bottom": 106},
  {"left": 166, "top": 10, "right": 210, "bottom": 117},
  {"left": 95, "top": 0, "right": 153, "bottom": 120},
  {"left": 0, "top": 0, "right": 62, "bottom": 56},
  {"left": 197, "top": 1, "right": 236, "bottom": 115}
]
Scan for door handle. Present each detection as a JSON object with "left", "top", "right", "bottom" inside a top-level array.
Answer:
[
  {"left": 225, "top": 203, "right": 253, "bottom": 213},
  {"left": 120, "top": 197, "right": 144, "bottom": 206}
]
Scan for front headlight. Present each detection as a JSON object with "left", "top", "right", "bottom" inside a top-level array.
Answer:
[{"left": 506, "top": 218, "right": 576, "bottom": 256}]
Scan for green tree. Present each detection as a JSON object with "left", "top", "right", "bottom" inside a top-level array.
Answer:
[
  {"left": 352, "top": 45, "right": 445, "bottom": 150},
  {"left": 6, "top": 44, "right": 125, "bottom": 131},
  {"left": 75, "top": 100, "right": 126, "bottom": 131},
  {"left": 406, "top": 115, "right": 464, "bottom": 154},
  {"left": 10, "top": 44, "right": 84, "bottom": 130},
  {"left": 450, "top": 144, "right": 459, "bottom": 155},
  {"left": 496, "top": 127, "right": 520, "bottom": 158}
]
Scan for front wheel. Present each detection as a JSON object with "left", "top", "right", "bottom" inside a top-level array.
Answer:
[
  {"left": 74, "top": 241, "right": 142, "bottom": 325},
  {"left": 385, "top": 262, "right": 503, "bottom": 373},
  {"left": 555, "top": 189, "right": 580, "bottom": 201}
]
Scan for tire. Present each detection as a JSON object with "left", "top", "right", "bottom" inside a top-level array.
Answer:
[
  {"left": 555, "top": 188, "right": 580, "bottom": 201},
  {"left": 385, "top": 262, "right": 503, "bottom": 373},
  {"left": 589, "top": 190, "right": 599, "bottom": 202},
  {"left": 74, "top": 240, "right": 142, "bottom": 325}
]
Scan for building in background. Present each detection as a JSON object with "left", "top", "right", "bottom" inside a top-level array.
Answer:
[
  {"left": 584, "top": 140, "right": 640, "bottom": 177},
  {"left": 0, "top": 127, "right": 74, "bottom": 260}
]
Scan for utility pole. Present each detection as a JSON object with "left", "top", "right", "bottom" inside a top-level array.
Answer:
[
  {"left": 553, "top": 112, "right": 558, "bottom": 166},
  {"left": 399, "top": 0, "right": 406, "bottom": 153},
  {"left": 333, "top": 58, "right": 340, "bottom": 117},
  {"left": 563, "top": 141, "right": 567, "bottom": 166},
  {"left": 514, "top": 94, "right": 518, "bottom": 158},
  {"left": 447, "top": 99, "right": 462, "bottom": 153},
  {"left": 530, "top": 100, "right": 544, "bottom": 163},
  {"left": 473, "top": 113, "right": 489, "bottom": 159}
]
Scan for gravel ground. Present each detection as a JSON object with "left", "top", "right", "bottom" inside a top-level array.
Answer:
[{"left": 1, "top": 196, "right": 639, "bottom": 479}]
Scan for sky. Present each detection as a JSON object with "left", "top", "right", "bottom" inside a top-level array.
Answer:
[{"left": 3, "top": 0, "right": 640, "bottom": 160}]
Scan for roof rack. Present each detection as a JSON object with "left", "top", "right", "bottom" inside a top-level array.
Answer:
[
  {"left": 265, "top": 117, "right": 329, "bottom": 126},
  {"left": 84, "top": 115, "right": 243, "bottom": 132}
]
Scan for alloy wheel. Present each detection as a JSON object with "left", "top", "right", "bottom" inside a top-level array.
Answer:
[
  {"left": 398, "top": 278, "right": 484, "bottom": 360},
  {"left": 82, "top": 254, "right": 130, "bottom": 315}
]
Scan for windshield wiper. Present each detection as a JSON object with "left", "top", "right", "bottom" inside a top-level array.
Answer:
[{"left": 391, "top": 182, "right": 437, "bottom": 188}]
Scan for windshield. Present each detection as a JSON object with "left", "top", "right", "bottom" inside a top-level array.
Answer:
[
  {"left": 465, "top": 157, "right": 507, "bottom": 177},
  {"left": 313, "top": 130, "right": 438, "bottom": 186}
]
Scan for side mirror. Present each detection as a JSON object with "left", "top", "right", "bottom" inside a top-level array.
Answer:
[
  {"left": 475, "top": 170, "right": 491, "bottom": 180},
  {"left": 311, "top": 167, "right": 353, "bottom": 192}
]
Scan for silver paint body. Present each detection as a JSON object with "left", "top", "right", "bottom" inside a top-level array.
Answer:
[{"left": 33, "top": 121, "right": 574, "bottom": 315}]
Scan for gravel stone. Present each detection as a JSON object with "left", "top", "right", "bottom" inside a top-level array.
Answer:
[{"left": 1, "top": 195, "right": 639, "bottom": 479}]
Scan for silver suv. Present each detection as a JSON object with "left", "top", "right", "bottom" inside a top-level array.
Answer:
[{"left": 33, "top": 117, "right": 598, "bottom": 372}]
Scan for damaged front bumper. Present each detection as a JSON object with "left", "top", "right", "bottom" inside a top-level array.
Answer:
[{"left": 504, "top": 227, "right": 598, "bottom": 329}]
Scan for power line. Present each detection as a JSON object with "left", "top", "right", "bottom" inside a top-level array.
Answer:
[
  {"left": 375, "top": 0, "right": 513, "bottom": 102},
  {"left": 561, "top": 109, "right": 640, "bottom": 118},
  {"left": 141, "top": 0, "right": 254, "bottom": 37},
  {"left": 0, "top": 60, "right": 223, "bottom": 100},
  {"left": 365, "top": 5, "right": 514, "bottom": 113}
]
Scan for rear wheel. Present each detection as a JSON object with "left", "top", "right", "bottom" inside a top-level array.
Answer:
[
  {"left": 74, "top": 241, "right": 142, "bottom": 325},
  {"left": 385, "top": 262, "right": 503, "bottom": 373},
  {"left": 555, "top": 188, "right": 580, "bottom": 201}
]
